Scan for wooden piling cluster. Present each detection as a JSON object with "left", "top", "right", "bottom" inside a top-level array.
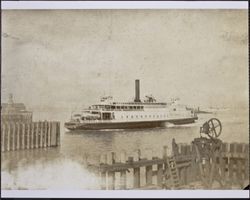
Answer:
[
  {"left": 98, "top": 147, "right": 169, "bottom": 190},
  {"left": 97, "top": 140, "right": 249, "bottom": 190},
  {"left": 1, "top": 121, "right": 60, "bottom": 152}
]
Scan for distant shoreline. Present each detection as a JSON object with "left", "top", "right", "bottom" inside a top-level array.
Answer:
[{"left": 195, "top": 110, "right": 213, "bottom": 114}]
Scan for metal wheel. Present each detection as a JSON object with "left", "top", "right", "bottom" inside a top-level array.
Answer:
[{"left": 207, "top": 118, "right": 222, "bottom": 138}]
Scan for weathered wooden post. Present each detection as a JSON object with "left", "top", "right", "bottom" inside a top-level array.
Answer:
[
  {"left": 163, "top": 146, "right": 168, "bottom": 161},
  {"left": 22, "top": 123, "right": 26, "bottom": 150},
  {"left": 145, "top": 149, "right": 153, "bottom": 186},
  {"left": 50, "top": 122, "right": 57, "bottom": 146},
  {"left": 132, "top": 151, "right": 140, "bottom": 189},
  {"left": 131, "top": 161, "right": 140, "bottom": 189},
  {"left": 244, "top": 144, "right": 249, "bottom": 180},
  {"left": 183, "top": 166, "right": 188, "bottom": 186},
  {"left": 40, "top": 121, "right": 44, "bottom": 148},
  {"left": 236, "top": 143, "right": 244, "bottom": 187},
  {"left": 44, "top": 121, "right": 48, "bottom": 147},
  {"left": 162, "top": 146, "right": 168, "bottom": 188},
  {"left": 172, "top": 138, "right": 178, "bottom": 156},
  {"left": 35, "top": 122, "right": 39, "bottom": 148},
  {"left": 107, "top": 152, "right": 115, "bottom": 189},
  {"left": 30, "top": 123, "right": 34, "bottom": 149},
  {"left": 220, "top": 143, "right": 227, "bottom": 181},
  {"left": 27, "top": 123, "right": 31, "bottom": 149},
  {"left": 56, "top": 122, "right": 60, "bottom": 146},
  {"left": 180, "top": 144, "right": 186, "bottom": 156},
  {"left": 223, "top": 143, "right": 230, "bottom": 183},
  {"left": 228, "top": 143, "right": 236, "bottom": 186},
  {"left": 12, "top": 122, "right": 16, "bottom": 151},
  {"left": 7, "top": 123, "right": 11, "bottom": 151},
  {"left": 100, "top": 153, "right": 107, "bottom": 190},
  {"left": 186, "top": 145, "right": 191, "bottom": 155},
  {"left": 190, "top": 143, "right": 198, "bottom": 182},
  {"left": 218, "top": 150, "right": 225, "bottom": 187},
  {"left": 178, "top": 144, "right": 184, "bottom": 185},
  {"left": 16, "top": 123, "right": 20, "bottom": 150},
  {"left": 157, "top": 162, "right": 163, "bottom": 187},
  {"left": 1, "top": 123, "right": 6, "bottom": 152},
  {"left": 186, "top": 145, "right": 192, "bottom": 184},
  {"left": 120, "top": 151, "right": 127, "bottom": 189},
  {"left": 48, "top": 122, "right": 51, "bottom": 147},
  {"left": 183, "top": 145, "right": 188, "bottom": 185}
]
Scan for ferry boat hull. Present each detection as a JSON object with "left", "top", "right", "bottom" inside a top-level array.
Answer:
[{"left": 65, "top": 117, "right": 198, "bottom": 131}]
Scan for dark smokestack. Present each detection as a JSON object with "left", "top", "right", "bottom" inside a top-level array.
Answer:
[{"left": 134, "top": 79, "right": 141, "bottom": 102}]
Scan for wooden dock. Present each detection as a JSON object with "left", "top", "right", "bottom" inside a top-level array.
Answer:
[
  {"left": 92, "top": 139, "right": 249, "bottom": 190},
  {"left": 1, "top": 121, "right": 60, "bottom": 152}
]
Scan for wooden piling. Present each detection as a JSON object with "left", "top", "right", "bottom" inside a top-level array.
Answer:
[
  {"left": 50, "top": 122, "right": 57, "bottom": 146},
  {"left": 22, "top": 123, "right": 26, "bottom": 149},
  {"left": 1, "top": 121, "right": 60, "bottom": 152},
  {"left": 48, "top": 122, "right": 51, "bottom": 147},
  {"left": 44, "top": 122, "right": 48, "bottom": 147},
  {"left": 145, "top": 149, "right": 153, "bottom": 187},
  {"left": 7, "top": 123, "right": 11, "bottom": 151},
  {"left": 186, "top": 162, "right": 192, "bottom": 183},
  {"left": 236, "top": 158, "right": 243, "bottom": 187},
  {"left": 27, "top": 123, "right": 31, "bottom": 149},
  {"left": 220, "top": 157, "right": 226, "bottom": 181},
  {"left": 180, "top": 144, "right": 186, "bottom": 155},
  {"left": 157, "top": 164, "right": 163, "bottom": 186},
  {"left": 236, "top": 143, "right": 243, "bottom": 185},
  {"left": 228, "top": 143, "right": 235, "bottom": 186},
  {"left": 190, "top": 152, "right": 197, "bottom": 182},
  {"left": 163, "top": 146, "right": 168, "bottom": 160},
  {"left": 120, "top": 151, "right": 127, "bottom": 189},
  {"left": 100, "top": 154, "right": 107, "bottom": 190},
  {"left": 16, "top": 123, "right": 20, "bottom": 150},
  {"left": 183, "top": 167, "right": 188, "bottom": 185},
  {"left": 172, "top": 138, "right": 179, "bottom": 156},
  {"left": 35, "top": 122, "right": 39, "bottom": 148},
  {"left": 1, "top": 123, "right": 6, "bottom": 152},
  {"left": 40, "top": 122, "right": 44, "bottom": 148},
  {"left": 30, "top": 123, "right": 34, "bottom": 149},
  {"left": 56, "top": 122, "right": 60, "bottom": 146},
  {"left": 101, "top": 172, "right": 107, "bottom": 190},
  {"left": 133, "top": 165, "right": 140, "bottom": 188},
  {"left": 12, "top": 123, "right": 16, "bottom": 151},
  {"left": 146, "top": 165, "right": 153, "bottom": 186},
  {"left": 244, "top": 144, "right": 249, "bottom": 179},
  {"left": 186, "top": 145, "right": 191, "bottom": 155},
  {"left": 107, "top": 152, "right": 115, "bottom": 190}
]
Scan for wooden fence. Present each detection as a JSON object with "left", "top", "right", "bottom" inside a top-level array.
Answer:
[
  {"left": 172, "top": 140, "right": 249, "bottom": 188},
  {"left": 94, "top": 139, "right": 249, "bottom": 190},
  {"left": 1, "top": 121, "right": 60, "bottom": 152}
]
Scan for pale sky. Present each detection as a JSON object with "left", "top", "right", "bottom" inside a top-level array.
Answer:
[{"left": 1, "top": 10, "right": 248, "bottom": 110}]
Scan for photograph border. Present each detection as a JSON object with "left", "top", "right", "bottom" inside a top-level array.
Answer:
[{"left": 1, "top": 0, "right": 249, "bottom": 198}]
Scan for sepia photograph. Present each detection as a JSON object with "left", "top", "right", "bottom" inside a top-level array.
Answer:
[{"left": 1, "top": 1, "right": 249, "bottom": 197}]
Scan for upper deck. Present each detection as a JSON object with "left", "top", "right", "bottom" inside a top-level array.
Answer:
[{"left": 85, "top": 101, "right": 168, "bottom": 112}]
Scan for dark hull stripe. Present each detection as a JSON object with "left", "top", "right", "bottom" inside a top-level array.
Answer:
[{"left": 65, "top": 117, "right": 198, "bottom": 130}]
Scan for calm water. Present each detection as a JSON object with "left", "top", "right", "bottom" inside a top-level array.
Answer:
[{"left": 1, "top": 109, "right": 248, "bottom": 189}]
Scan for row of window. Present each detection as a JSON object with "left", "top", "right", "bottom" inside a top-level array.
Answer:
[
  {"left": 121, "top": 114, "right": 166, "bottom": 119},
  {"left": 1, "top": 115, "right": 32, "bottom": 120},
  {"left": 91, "top": 105, "right": 144, "bottom": 110}
]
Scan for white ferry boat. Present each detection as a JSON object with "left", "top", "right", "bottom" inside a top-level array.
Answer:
[{"left": 64, "top": 80, "right": 198, "bottom": 130}]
